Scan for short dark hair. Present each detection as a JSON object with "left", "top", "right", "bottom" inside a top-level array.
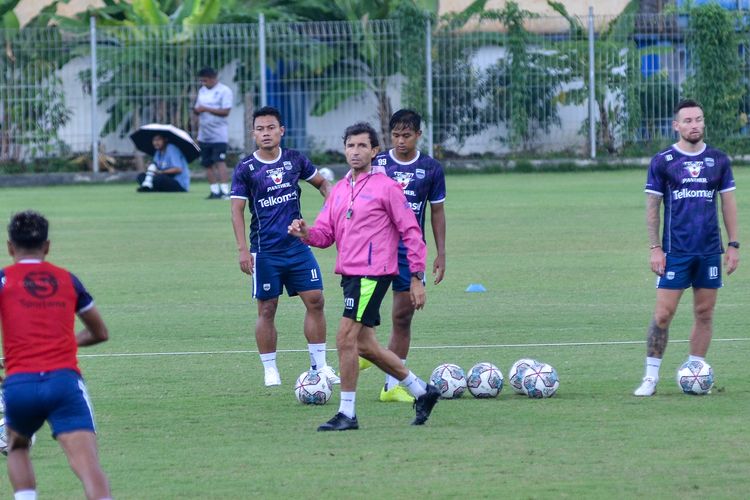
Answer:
[
  {"left": 8, "top": 210, "right": 48, "bottom": 250},
  {"left": 390, "top": 109, "right": 422, "bottom": 132},
  {"left": 674, "top": 99, "right": 703, "bottom": 117},
  {"left": 252, "top": 106, "right": 284, "bottom": 127},
  {"left": 343, "top": 122, "right": 379, "bottom": 148},
  {"left": 198, "top": 67, "right": 217, "bottom": 78}
]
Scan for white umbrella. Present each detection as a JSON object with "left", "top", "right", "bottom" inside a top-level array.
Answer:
[{"left": 130, "top": 123, "right": 201, "bottom": 163}]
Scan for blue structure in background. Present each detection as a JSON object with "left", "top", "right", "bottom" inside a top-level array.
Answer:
[
  {"left": 265, "top": 60, "right": 308, "bottom": 153},
  {"left": 676, "top": 0, "right": 749, "bottom": 8},
  {"left": 641, "top": 53, "right": 661, "bottom": 78}
]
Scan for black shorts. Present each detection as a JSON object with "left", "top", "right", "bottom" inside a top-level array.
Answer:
[
  {"left": 340, "top": 276, "right": 392, "bottom": 327},
  {"left": 198, "top": 142, "right": 228, "bottom": 167}
]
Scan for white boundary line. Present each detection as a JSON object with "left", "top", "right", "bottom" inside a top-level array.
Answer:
[{"left": 78, "top": 337, "right": 750, "bottom": 358}]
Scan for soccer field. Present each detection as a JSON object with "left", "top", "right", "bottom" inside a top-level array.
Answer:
[{"left": 1, "top": 169, "right": 749, "bottom": 498}]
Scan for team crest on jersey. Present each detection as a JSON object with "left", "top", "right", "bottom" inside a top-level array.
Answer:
[
  {"left": 23, "top": 272, "right": 58, "bottom": 299},
  {"left": 684, "top": 161, "right": 703, "bottom": 178},
  {"left": 267, "top": 167, "right": 285, "bottom": 184},
  {"left": 393, "top": 171, "right": 413, "bottom": 190},
  {"left": 416, "top": 168, "right": 425, "bottom": 179},
  {"left": 705, "top": 157, "right": 715, "bottom": 167},
  {"left": 283, "top": 161, "right": 293, "bottom": 170}
]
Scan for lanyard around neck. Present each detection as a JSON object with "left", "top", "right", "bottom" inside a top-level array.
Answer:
[{"left": 347, "top": 173, "right": 373, "bottom": 219}]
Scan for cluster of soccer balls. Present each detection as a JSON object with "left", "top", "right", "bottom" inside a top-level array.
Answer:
[
  {"left": 431, "top": 359, "right": 560, "bottom": 399},
  {"left": 293, "top": 358, "right": 714, "bottom": 405}
]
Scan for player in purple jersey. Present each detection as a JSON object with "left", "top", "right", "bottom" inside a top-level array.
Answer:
[
  {"left": 362, "top": 110, "right": 447, "bottom": 403},
  {"left": 230, "top": 106, "right": 339, "bottom": 387},
  {"left": 634, "top": 99, "right": 740, "bottom": 397}
]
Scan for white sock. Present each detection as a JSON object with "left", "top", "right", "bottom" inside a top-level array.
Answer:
[
  {"left": 308, "top": 343, "right": 327, "bottom": 370},
  {"left": 210, "top": 183, "right": 220, "bottom": 195},
  {"left": 688, "top": 355, "right": 705, "bottom": 362},
  {"left": 338, "top": 391, "right": 356, "bottom": 418},
  {"left": 220, "top": 183, "right": 230, "bottom": 195},
  {"left": 260, "top": 352, "right": 277, "bottom": 371},
  {"left": 645, "top": 357, "right": 662, "bottom": 380},
  {"left": 401, "top": 371, "right": 427, "bottom": 398},
  {"left": 14, "top": 490, "right": 37, "bottom": 500},
  {"left": 384, "top": 359, "right": 406, "bottom": 390}
]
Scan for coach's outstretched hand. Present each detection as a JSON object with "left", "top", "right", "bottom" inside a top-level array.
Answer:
[{"left": 288, "top": 219, "right": 309, "bottom": 239}]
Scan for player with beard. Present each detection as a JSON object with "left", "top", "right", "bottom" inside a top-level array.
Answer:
[{"left": 634, "top": 99, "right": 740, "bottom": 396}]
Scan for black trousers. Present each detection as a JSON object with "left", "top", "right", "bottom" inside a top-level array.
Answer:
[{"left": 136, "top": 173, "right": 186, "bottom": 192}]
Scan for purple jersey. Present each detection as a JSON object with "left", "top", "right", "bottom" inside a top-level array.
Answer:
[
  {"left": 374, "top": 149, "right": 446, "bottom": 233},
  {"left": 645, "top": 144, "right": 735, "bottom": 255},
  {"left": 231, "top": 149, "right": 318, "bottom": 253}
]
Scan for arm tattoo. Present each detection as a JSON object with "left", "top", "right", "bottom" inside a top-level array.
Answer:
[
  {"left": 646, "top": 194, "right": 662, "bottom": 246},
  {"left": 646, "top": 319, "right": 668, "bottom": 358}
]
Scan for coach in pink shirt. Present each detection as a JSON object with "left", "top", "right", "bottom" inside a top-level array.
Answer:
[{"left": 289, "top": 122, "right": 440, "bottom": 432}]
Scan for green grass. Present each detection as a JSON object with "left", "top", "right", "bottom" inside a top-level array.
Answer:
[{"left": 1, "top": 170, "right": 750, "bottom": 498}]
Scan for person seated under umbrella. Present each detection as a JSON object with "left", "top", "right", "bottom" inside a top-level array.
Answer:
[{"left": 137, "top": 134, "right": 191, "bottom": 192}]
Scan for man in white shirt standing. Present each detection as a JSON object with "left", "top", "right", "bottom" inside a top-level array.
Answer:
[{"left": 194, "top": 67, "right": 233, "bottom": 199}]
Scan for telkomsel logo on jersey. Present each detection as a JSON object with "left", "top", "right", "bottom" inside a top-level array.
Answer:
[
  {"left": 258, "top": 191, "right": 298, "bottom": 208},
  {"left": 672, "top": 188, "right": 714, "bottom": 201}
]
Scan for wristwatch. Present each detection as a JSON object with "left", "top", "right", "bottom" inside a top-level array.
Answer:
[
  {"left": 728, "top": 241, "right": 740, "bottom": 250},
  {"left": 411, "top": 271, "right": 425, "bottom": 280}
]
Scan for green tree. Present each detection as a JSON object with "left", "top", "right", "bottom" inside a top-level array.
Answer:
[
  {"left": 548, "top": 0, "right": 640, "bottom": 154},
  {"left": 58, "top": 0, "right": 223, "bottom": 139},
  {"left": 683, "top": 2, "right": 745, "bottom": 142},
  {"left": 437, "top": 0, "right": 565, "bottom": 152},
  {"left": 254, "top": 0, "right": 436, "bottom": 148},
  {"left": 0, "top": 0, "right": 73, "bottom": 161}
]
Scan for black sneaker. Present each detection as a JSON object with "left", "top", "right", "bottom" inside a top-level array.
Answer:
[
  {"left": 206, "top": 192, "right": 222, "bottom": 199},
  {"left": 137, "top": 185, "right": 153, "bottom": 192},
  {"left": 318, "top": 412, "right": 359, "bottom": 431},
  {"left": 412, "top": 384, "right": 440, "bottom": 425}
]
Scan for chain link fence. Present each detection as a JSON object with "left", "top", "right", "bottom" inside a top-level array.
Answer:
[{"left": 0, "top": 11, "right": 748, "bottom": 167}]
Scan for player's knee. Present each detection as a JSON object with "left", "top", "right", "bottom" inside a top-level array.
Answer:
[
  {"left": 303, "top": 292, "right": 325, "bottom": 312},
  {"left": 257, "top": 300, "right": 278, "bottom": 320},
  {"left": 653, "top": 306, "right": 676, "bottom": 326},
  {"left": 694, "top": 305, "right": 714, "bottom": 323},
  {"left": 391, "top": 312, "right": 414, "bottom": 333}
]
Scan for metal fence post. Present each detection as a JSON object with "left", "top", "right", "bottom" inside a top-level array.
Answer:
[
  {"left": 425, "top": 18, "right": 434, "bottom": 158},
  {"left": 90, "top": 16, "right": 99, "bottom": 173},
  {"left": 259, "top": 13, "right": 267, "bottom": 107},
  {"left": 588, "top": 7, "right": 596, "bottom": 160}
]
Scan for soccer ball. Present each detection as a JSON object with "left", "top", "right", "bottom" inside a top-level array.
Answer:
[
  {"left": 508, "top": 358, "right": 538, "bottom": 394},
  {"left": 318, "top": 167, "right": 335, "bottom": 183},
  {"left": 294, "top": 370, "right": 333, "bottom": 405},
  {"left": 0, "top": 420, "right": 36, "bottom": 456},
  {"left": 0, "top": 418, "right": 6, "bottom": 455},
  {"left": 430, "top": 363, "right": 467, "bottom": 399},
  {"left": 676, "top": 360, "right": 714, "bottom": 395},
  {"left": 520, "top": 363, "right": 559, "bottom": 398},
  {"left": 466, "top": 362, "right": 503, "bottom": 398}
]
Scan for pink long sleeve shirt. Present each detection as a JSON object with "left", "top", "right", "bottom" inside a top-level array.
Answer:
[{"left": 304, "top": 169, "right": 426, "bottom": 277}]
